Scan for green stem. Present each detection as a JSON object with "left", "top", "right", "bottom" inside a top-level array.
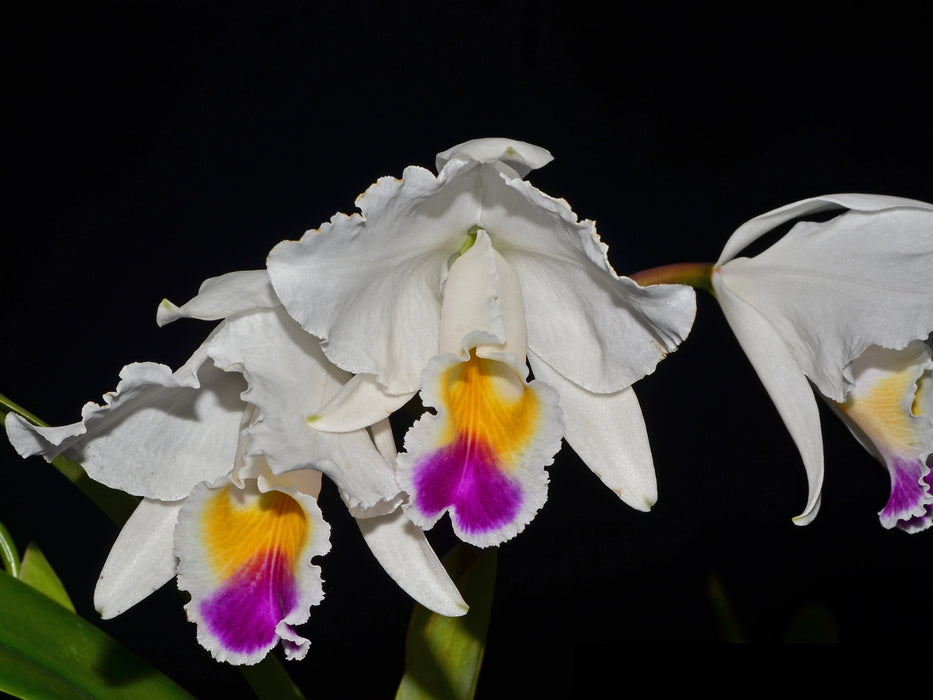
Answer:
[
  {"left": 0, "top": 520, "right": 21, "bottom": 578},
  {"left": 628, "top": 262, "right": 716, "bottom": 295},
  {"left": 0, "top": 394, "right": 45, "bottom": 426}
]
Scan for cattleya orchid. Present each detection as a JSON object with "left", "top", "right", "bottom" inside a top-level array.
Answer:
[
  {"left": 267, "top": 138, "right": 697, "bottom": 547},
  {"left": 4, "top": 270, "right": 466, "bottom": 664},
  {"left": 709, "top": 194, "right": 933, "bottom": 530},
  {"left": 833, "top": 340, "right": 932, "bottom": 532}
]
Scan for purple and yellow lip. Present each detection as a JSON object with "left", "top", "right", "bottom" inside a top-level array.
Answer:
[
  {"left": 838, "top": 342, "right": 932, "bottom": 532},
  {"left": 176, "top": 479, "right": 329, "bottom": 663},
  {"left": 400, "top": 351, "right": 562, "bottom": 546}
]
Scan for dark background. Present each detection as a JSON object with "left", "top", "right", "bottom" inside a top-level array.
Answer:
[{"left": 2, "top": 1, "right": 930, "bottom": 696}]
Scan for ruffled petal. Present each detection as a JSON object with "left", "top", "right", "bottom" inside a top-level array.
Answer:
[
  {"left": 473, "top": 162, "right": 696, "bottom": 391},
  {"left": 716, "top": 195, "right": 933, "bottom": 401},
  {"left": 268, "top": 157, "right": 485, "bottom": 394},
  {"left": 157, "top": 270, "right": 279, "bottom": 326},
  {"left": 712, "top": 276, "right": 825, "bottom": 524},
  {"left": 356, "top": 509, "right": 468, "bottom": 617},
  {"left": 4, "top": 342, "right": 245, "bottom": 500},
  {"left": 836, "top": 342, "right": 933, "bottom": 532},
  {"left": 269, "top": 139, "right": 696, "bottom": 395},
  {"left": 206, "top": 306, "right": 402, "bottom": 511},
  {"left": 94, "top": 498, "right": 180, "bottom": 619},
  {"left": 398, "top": 351, "right": 563, "bottom": 547},
  {"left": 528, "top": 351, "right": 657, "bottom": 511},
  {"left": 174, "top": 471, "right": 330, "bottom": 665}
]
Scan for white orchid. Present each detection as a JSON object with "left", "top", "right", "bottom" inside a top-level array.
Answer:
[
  {"left": 267, "top": 138, "right": 696, "bottom": 546},
  {"left": 711, "top": 194, "right": 933, "bottom": 529},
  {"left": 4, "top": 270, "right": 465, "bottom": 665}
]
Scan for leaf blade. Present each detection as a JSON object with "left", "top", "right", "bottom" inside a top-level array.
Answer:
[{"left": 0, "top": 571, "right": 195, "bottom": 700}]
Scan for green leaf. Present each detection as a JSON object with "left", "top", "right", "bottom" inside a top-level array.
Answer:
[
  {"left": 18, "top": 543, "right": 76, "bottom": 613},
  {"left": 396, "top": 544, "right": 497, "bottom": 700},
  {"left": 0, "top": 569, "right": 196, "bottom": 699}
]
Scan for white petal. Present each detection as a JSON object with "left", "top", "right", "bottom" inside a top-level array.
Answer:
[
  {"left": 94, "top": 498, "right": 181, "bottom": 619},
  {"left": 435, "top": 137, "right": 553, "bottom": 178},
  {"left": 356, "top": 509, "right": 468, "bottom": 617},
  {"left": 474, "top": 165, "right": 696, "bottom": 392},
  {"left": 717, "top": 193, "right": 933, "bottom": 265},
  {"left": 716, "top": 201, "right": 933, "bottom": 401},
  {"left": 713, "top": 275, "right": 825, "bottom": 524},
  {"left": 528, "top": 352, "right": 657, "bottom": 510},
  {"left": 5, "top": 344, "right": 245, "bottom": 500},
  {"left": 207, "top": 307, "right": 402, "bottom": 510},
  {"left": 157, "top": 270, "right": 279, "bottom": 326},
  {"left": 268, "top": 159, "right": 484, "bottom": 394},
  {"left": 308, "top": 373, "right": 414, "bottom": 433}
]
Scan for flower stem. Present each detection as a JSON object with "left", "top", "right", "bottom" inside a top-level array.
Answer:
[{"left": 628, "top": 262, "right": 716, "bottom": 295}]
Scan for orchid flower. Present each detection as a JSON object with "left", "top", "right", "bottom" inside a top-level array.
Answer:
[
  {"left": 267, "top": 138, "right": 697, "bottom": 546},
  {"left": 833, "top": 340, "right": 932, "bottom": 532},
  {"left": 4, "top": 270, "right": 466, "bottom": 664},
  {"left": 710, "top": 194, "right": 933, "bottom": 529}
]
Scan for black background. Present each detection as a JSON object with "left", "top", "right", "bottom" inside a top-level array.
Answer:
[{"left": 2, "top": 2, "right": 931, "bottom": 697}]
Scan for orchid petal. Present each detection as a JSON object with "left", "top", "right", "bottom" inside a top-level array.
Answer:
[
  {"left": 716, "top": 196, "right": 933, "bottom": 401},
  {"left": 157, "top": 269, "right": 279, "bottom": 326},
  {"left": 398, "top": 351, "right": 563, "bottom": 547},
  {"left": 356, "top": 509, "right": 468, "bottom": 617},
  {"left": 475, "top": 162, "right": 696, "bottom": 391},
  {"left": 528, "top": 351, "right": 657, "bottom": 510},
  {"left": 717, "top": 193, "right": 933, "bottom": 265},
  {"left": 206, "top": 306, "right": 402, "bottom": 511},
  {"left": 712, "top": 275, "right": 824, "bottom": 524},
  {"left": 94, "top": 499, "right": 180, "bottom": 619},
  {"left": 5, "top": 346, "right": 245, "bottom": 501},
  {"left": 307, "top": 373, "right": 414, "bottom": 434},
  {"left": 174, "top": 473, "right": 330, "bottom": 665},
  {"left": 268, "top": 157, "right": 484, "bottom": 394}
]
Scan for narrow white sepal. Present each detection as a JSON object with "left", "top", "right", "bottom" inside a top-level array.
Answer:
[
  {"left": 529, "top": 352, "right": 657, "bottom": 510},
  {"left": 94, "top": 498, "right": 181, "bottom": 619},
  {"left": 713, "top": 276, "right": 824, "bottom": 525},
  {"left": 356, "top": 509, "right": 468, "bottom": 617}
]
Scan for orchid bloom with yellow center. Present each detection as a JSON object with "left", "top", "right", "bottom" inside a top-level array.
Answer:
[
  {"left": 4, "top": 270, "right": 465, "bottom": 664},
  {"left": 834, "top": 340, "right": 932, "bottom": 532},
  {"left": 709, "top": 194, "right": 933, "bottom": 530},
  {"left": 267, "top": 138, "right": 697, "bottom": 546}
]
